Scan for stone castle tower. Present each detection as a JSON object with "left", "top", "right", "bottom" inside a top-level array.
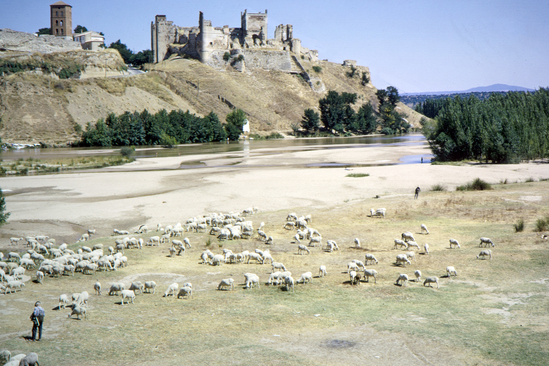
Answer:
[{"left": 50, "top": 1, "right": 72, "bottom": 38}]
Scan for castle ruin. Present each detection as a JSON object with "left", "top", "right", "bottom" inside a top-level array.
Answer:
[{"left": 151, "top": 10, "right": 318, "bottom": 72}]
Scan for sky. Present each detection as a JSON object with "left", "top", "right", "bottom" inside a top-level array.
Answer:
[{"left": 1, "top": 0, "right": 548, "bottom": 93}]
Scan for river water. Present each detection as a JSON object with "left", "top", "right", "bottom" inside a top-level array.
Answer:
[{"left": 0, "top": 134, "right": 433, "bottom": 166}]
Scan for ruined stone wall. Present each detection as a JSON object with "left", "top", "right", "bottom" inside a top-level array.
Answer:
[
  {"left": 0, "top": 29, "right": 81, "bottom": 53},
  {"left": 240, "top": 49, "right": 291, "bottom": 71}
]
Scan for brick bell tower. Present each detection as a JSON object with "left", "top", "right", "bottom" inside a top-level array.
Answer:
[{"left": 50, "top": 1, "right": 72, "bottom": 38}]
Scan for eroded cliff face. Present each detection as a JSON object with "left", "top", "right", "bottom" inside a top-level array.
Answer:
[{"left": 0, "top": 54, "right": 425, "bottom": 144}]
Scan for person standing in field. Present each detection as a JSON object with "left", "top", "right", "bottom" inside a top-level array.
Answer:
[
  {"left": 414, "top": 186, "right": 421, "bottom": 199},
  {"left": 30, "top": 301, "right": 45, "bottom": 341}
]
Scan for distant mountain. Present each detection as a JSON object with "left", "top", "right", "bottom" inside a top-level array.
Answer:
[{"left": 403, "top": 84, "right": 535, "bottom": 96}]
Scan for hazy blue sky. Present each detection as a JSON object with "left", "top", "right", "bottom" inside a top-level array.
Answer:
[{"left": 2, "top": 0, "right": 548, "bottom": 93}]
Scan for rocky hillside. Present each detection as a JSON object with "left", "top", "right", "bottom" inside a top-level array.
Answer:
[{"left": 0, "top": 51, "right": 426, "bottom": 144}]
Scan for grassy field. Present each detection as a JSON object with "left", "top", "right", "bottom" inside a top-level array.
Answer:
[{"left": 1, "top": 180, "right": 548, "bottom": 365}]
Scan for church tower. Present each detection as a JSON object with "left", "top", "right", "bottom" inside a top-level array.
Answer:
[{"left": 50, "top": 1, "right": 72, "bottom": 38}]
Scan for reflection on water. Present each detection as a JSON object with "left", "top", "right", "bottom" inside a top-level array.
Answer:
[{"left": 0, "top": 134, "right": 429, "bottom": 167}]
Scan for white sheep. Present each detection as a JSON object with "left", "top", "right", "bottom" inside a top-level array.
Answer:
[
  {"left": 271, "top": 262, "right": 286, "bottom": 272},
  {"left": 479, "top": 237, "right": 494, "bottom": 247},
  {"left": 405, "top": 251, "right": 415, "bottom": 261},
  {"left": 477, "top": 249, "right": 492, "bottom": 260},
  {"left": 352, "top": 259, "right": 365, "bottom": 270},
  {"left": 446, "top": 266, "right": 458, "bottom": 277},
  {"left": 297, "top": 244, "right": 310, "bottom": 255},
  {"left": 163, "top": 283, "right": 179, "bottom": 297},
  {"left": 449, "top": 239, "right": 461, "bottom": 249},
  {"left": 244, "top": 273, "right": 260, "bottom": 289},
  {"left": 268, "top": 272, "right": 283, "bottom": 285},
  {"left": 210, "top": 254, "right": 225, "bottom": 266},
  {"left": 424, "top": 243, "right": 430, "bottom": 254},
  {"left": 6, "top": 280, "right": 24, "bottom": 293},
  {"left": 36, "top": 270, "right": 44, "bottom": 284},
  {"left": 309, "top": 236, "right": 322, "bottom": 247},
  {"left": 218, "top": 278, "right": 235, "bottom": 291},
  {"left": 120, "top": 290, "right": 135, "bottom": 305},
  {"left": 364, "top": 253, "right": 379, "bottom": 265},
  {"left": 347, "top": 262, "right": 360, "bottom": 273},
  {"left": 108, "top": 283, "right": 125, "bottom": 296},
  {"left": 423, "top": 276, "right": 439, "bottom": 289},
  {"left": 284, "top": 275, "right": 295, "bottom": 292},
  {"left": 319, "top": 265, "right": 327, "bottom": 277},
  {"left": 19, "top": 352, "right": 39, "bottom": 366},
  {"left": 394, "top": 239, "right": 408, "bottom": 250},
  {"left": 354, "top": 238, "right": 361, "bottom": 248},
  {"left": 144, "top": 281, "right": 157, "bottom": 294},
  {"left": 69, "top": 305, "right": 87, "bottom": 320},
  {"left": 401, "top": 232, "right": 415, "bottom": 243},
  {"left": 363, "top": 269, "right": 378, "bottom": 283},
  {"left": 247, "top": 252, "right": 263, "bottom": 264},
  {"left": 94, "top": 281, "right": 101, "bottom": 295},
  {"left": 407, "top": 241, "right": 420, "bottom": 250},
  {"left": 395, "top": 273, "right": 409, "bottom": 286},
  {"left": 177, "top": 286, "right": 193, "bottom": 299},
  {"left": 59, "top": 294, "right": 70, "bottom": 309},
  {"left": 370, "top": 208, "right": 386, "bottom": 218},
  {"left": 326, "top": 240, "right": 339, "bottom": 252},
  {"left": 283, "top": 221, "right": 296, "bottom": 230},
  {"left": 414, "top": 270, "right": 421, "bottom": 282},
  {"left": 396, "top": 254, "right": 411, "bottom": 266},
  {"left": 297, "top": 272, "right": 313, "bottom": 284},
  {"left": 349, "top": 270, "right": 361, "bottom": 285},
  {"left": 129, "top": 281, "right": 145, "bottom": 295},
  {"left": 286, "top": 212, "right": 298, "bottom": 221},
  {"left": 421, "top": 224, "right": 429, "bottom": 234},
  {"left": 9, "top": 237, "right": 23, "bottom": 246}
]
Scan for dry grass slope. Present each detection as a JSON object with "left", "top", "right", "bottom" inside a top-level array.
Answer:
[{"left": 1, "top": 181, "right": 548, "bottom": 365}]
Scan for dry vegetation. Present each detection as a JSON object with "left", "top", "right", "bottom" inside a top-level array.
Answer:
[{"left": 1, "top": 181, "right": 548, "bottom": 365}]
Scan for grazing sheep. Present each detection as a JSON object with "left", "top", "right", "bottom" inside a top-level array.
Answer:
[
  {"left": 479, "top": 237, "right": 495, "bottom": 247},
  {"left": 268, "top": 272, "right": 283, "bottom": 285},
  {"left": 36, "top": 271, "right": 44, "bottom": 284},
  {"left": 0, "top": 350, "right": 10, "bottom": 365},
  {"left": 407, "top": 241, "right": 420, "bottom": 250},
  {"left": 349, "top": 270, "right": 361, "bottom": 285},
  {"left": 284, "top": 275, "right": 295, "bottom": 292},
  {"left": 370, "top": 208, "right": 386, "bottom": 218},
  {"left": 414, "top": 270, "right": 421, "bottom": 282},
  {"left": 347, "top": 262, "right": 360, "bottom": 273},
  {"left": 271, "top": 262, "right": 286, "bottom": 272},
  {"left": 326, "top": 240, "right": 339, "bottom": 252},
  {"left": 424, "top": 243, "right": 430, "bottom": 254},
  {"left": 424, "top": 276, "right": 440, "bottom": 289},
  {"left": 76, "top": 291, "right": 89, "bottom": 307},
  {"left": 286, "top": 213, "right": 298, "bottom": 221},
  {"left": 247, "top": 252, "right": 263, "bottom": 264},
  {"left": 297, "top": 244, "right": 310, "bottom": 255},
  {"left": 363, "top": 269, "right": 378, "bottom": 283},
  {"left": 94, "top": 281, "right": 101, "bottom": 295},
  {"left": 401, "top": 232, "right": 415, "bottom": 243},
  {"left": 144, "top": 281, "right": 157, "bottom": 294},
  {"left": 449, "top": 239, "right": 461, "bottom": 249},
  {"left": 177, "top": 286, "right": 193, "bottom": 299},
  {"left": 69, "top": 305, "right": 87, "bottom": 320},
  {"left": 364, "top": 253, "right": 379, "bottom": 265},
  {"left": 210, "top": 254, "right": 225, "bottom": 266},
  {"left": 421, "top": 224, "right": 429, "bottom": 234},
  {"left": 18, "top": 352, "right": 39, "bottom": 366},
  {"left": 396, "top": 254, "right": 411, "bottom": 267},
  {"left": 11, "top": 267, "right": 25, "bottom": 280},
  {"left": 135, "top": 225, "right": 148, "bottom": 234},
  {"left": 262, "top": 252, "right": 274, "bottom": 264},
  {"left": 6, "top": 281, "right": 24, "bottom": 293},
  {"left": 147, "top": 236, "right": 160, "bottom": 246},
  {"left": 59, "top": 294, "right": 70, "bottom": 309},
  {"left": 109, "top": 283, "right": 125, "bottom": 296},
  {"left": 78, "top": 233, "right": 90, "bottom": 242},
  {"left": 218, "top": 278, "right": 235, "bottom": 291},
  {"left": 308, "top": 236, "right": 322, "bottom": 247},
  {"left": 395, "top": 273, "right": 409, "bottom": 286},
  {"left": 477, "top": 250, "right": 492, "bottom": 260},
  {"left": 297, "top": 272, "right": 313, "bottom": 284},
  {"left": 446, "top": 266, "right": 458, "bottom": 277},
  {"left": 352, "top": 259, "right": 365, "bottom": 270},
  {"left": 9, "top": 237, "right": 23, "bottom": 246},
  {"left": 354, "top": 238, "right": 361, "bottom": 248},
  {"left": 244, "top": 273, "right": 260, "bottom": 289},
  {"left": 319, "top": 265, "right": 327, "bottom": 277},
  {"left": 163, "top": 283, "right": 179, "bottom": 297},
  {"left": 394, "top": 239, "right": 408, "bottom": 250},
  {"left": 129, "top": 281, "right": 145, "bottom": 295},
  {"left": 120, "top": 290, "right": 135, "bottom": 305},
  {"left": 283, "top": 221, "right": 296, "bottom": 230},
  {"left": 405, "top": 251, "right": 415, "bottom": 261}
]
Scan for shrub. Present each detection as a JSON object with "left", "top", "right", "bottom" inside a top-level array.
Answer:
[
  {"left": 160, "top": 133, "right": 178, "bottom": 148},
  {"left": 534, "top": 218, "right": 548, "bottom": 232},
  {"left": 312, "top": 66, "right": 322, "bottom": 73},
  {"left": 457, "top": 178, "right": 492, "bottom": 191},
  {"left": 266, "top": 132, "right": 284, "bottom": 140},
  {"left": 514, "top": 219, "right": 525, "bottom": 233},
  {"left": 120, "top": 146, "right": 135, "bottom": 158},
  {"left": 223, "top": 52, "right": 231, "bottom": 62},
  {"left": 346, "top": 173, "right": 369, "bottom": 178},
  {"left": 525, "top": 177, "right": 535, "bottom": 183},
  {"left": 430, "top": 184, "right": 447, "bottom": 191}
]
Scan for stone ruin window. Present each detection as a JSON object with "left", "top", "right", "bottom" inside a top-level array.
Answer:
[
  {"left": 56, "top": 11, "right": 58, "bottom": 16},
  {"left": 61, "top": 11, "right": 63, "bottom": 16},
  {"left": 60, "top": 20, "right": 63, "bottom": 26},
  {"left": 56, "top": 20, "right": 58, "bottom": 26},
  {"left": 61, "top": 29, "right": 64, "bottom": 35},
  {"left": 56, "top": 29, "right": 59, "bottom": 35}
]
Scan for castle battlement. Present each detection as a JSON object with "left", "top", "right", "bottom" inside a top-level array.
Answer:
[{"left": 151, "top": 10, "right": 318, "bottom": 72}]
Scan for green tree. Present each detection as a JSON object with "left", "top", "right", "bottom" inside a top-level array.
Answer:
[
  {"left": 387, "top": 86, "right": 400, "bottom": 106},
  {"left": 0, "top": 188, "right": 9, "bottom": 226},
  {"left": 224, "top": 109, "right": 246, "bottom": 140},
  {"left": 319, "top": 91, "right": 357, "bottom": 132},
  {"left": 301, "top": 108, "right": 320, "bottom": 133},
  {"left": 108, "top": 40, "right": 133, "bottom": 64},
  {"left": 73, "top": 25, "right": 88, "bottom": 34},
  {"left": 37, "top": 28, "right": 51, "bottom": 35},
  {"left": 130, "top": 50, "right": 153, "bottom": 67},
  {"left": 350, "top": 103, "right": 377, "bottom": 134}
]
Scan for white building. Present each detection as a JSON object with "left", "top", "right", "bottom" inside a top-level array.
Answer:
[{"left": 73, "top": 31, "right": 104, "bottom": 51}]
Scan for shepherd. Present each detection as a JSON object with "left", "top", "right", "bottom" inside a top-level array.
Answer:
[
  {"left": 30, "top": 301, "right": 45, "bottom": 341},
  {"left": 414, "top": 186, "right": 421, "bottom": 199}
]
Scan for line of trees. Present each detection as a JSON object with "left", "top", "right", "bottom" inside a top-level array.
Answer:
[
  {"left": 300, "top": 87, "right": 409, "bottom": 136},
  {"left": 425, "top": 88, "right": 549, "bottom": 163},
  {"left": 108, "top": 40, "right": 152, "bottom": 67},
  {"left": 79, "top": 109, "right": 246, "bottom": 147}
]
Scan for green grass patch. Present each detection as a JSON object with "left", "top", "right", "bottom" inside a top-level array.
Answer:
[
  {"left": 457, "top": 178, "right": 492, "bottom": 191},
  {"left": 430, "top": 183, "right": 447, "bottom": 191}
]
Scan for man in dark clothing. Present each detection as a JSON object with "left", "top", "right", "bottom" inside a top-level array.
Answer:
[
  {"left": 414, "top": 186, "right": 421, "bottom": 199},
  {"left": 31, "top": 301, "right": 45, "bottom": 341}
]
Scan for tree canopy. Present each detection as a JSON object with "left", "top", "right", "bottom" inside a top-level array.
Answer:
[
  {"left": 73, "top": 25, "right": 88, "bottom": 34},
  {"left": 0, "top": 188, "right": 10, "bottom": 226},
  {"left": 37, "top": 28, "right": 51, "bottom": 35}
]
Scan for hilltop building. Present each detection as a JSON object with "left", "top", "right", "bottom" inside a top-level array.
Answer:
[
  {"left": 151, "top": 10, "right": 318, "bottom": 72},
  {"left": 50, "top": 1, "right": 72, "bottom": 39},
  {"left": 73, "top": 31, "right": 104, "bottom": 51}
]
